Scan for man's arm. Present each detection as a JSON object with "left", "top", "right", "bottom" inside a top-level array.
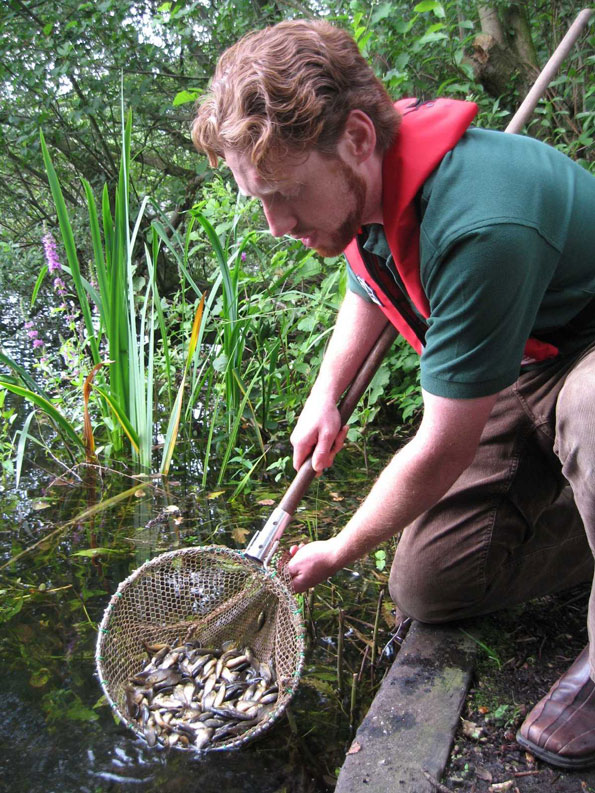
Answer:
[
  {"left": 287, "top": 388, "right": 499, "bottom": 592},
  {"left": 291, "top": 289, "right": 388, "bottom": 472}
]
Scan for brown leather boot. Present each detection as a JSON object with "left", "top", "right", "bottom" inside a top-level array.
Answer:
[{"left": 517, "top": 646, "right": 595, "bottom": 768}]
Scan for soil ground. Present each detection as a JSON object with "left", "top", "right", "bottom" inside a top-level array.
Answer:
[{"left": 441, "top": 584, "right": 595, "bottom": 793}]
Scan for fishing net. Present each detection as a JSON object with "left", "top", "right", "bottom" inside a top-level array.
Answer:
[{"left": 95, "top": 545, "right": 305, "bottom": 752}]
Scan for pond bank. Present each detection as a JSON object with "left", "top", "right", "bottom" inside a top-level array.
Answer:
[
  {"left": 336, "top": 620, "right": 477, "bottom": 792},
  {"left": 334, "top": 584, "right": 595, "bottom": 793}
]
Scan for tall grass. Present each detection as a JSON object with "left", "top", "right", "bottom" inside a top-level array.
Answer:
[{"left": 2, "top": 96, "right": 206, "bottom": 474}]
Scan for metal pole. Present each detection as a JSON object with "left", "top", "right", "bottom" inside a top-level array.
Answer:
[{"left": 506, "top": 8, "right": 593, "bottom": 134}]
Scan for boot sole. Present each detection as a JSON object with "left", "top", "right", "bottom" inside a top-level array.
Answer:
[{"left": 516, "top": 730, "right": 595, "bottom": 769}]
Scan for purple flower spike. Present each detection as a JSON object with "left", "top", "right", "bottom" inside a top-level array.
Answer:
[
  {"left": 241, "top": 251, "right": 247, "bottom": 262},
  {"left": 27, "top": 329, "right": 38, "bottom": 339},
  {"left": 42, "top": 231, "right": 62, "bottom": 272},
  {"left": 33, "top": 339, "right": 44, "bottom": 348}
]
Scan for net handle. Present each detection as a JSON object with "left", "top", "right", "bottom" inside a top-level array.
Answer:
[
  {"left": 279, "top": 322, "right": 397, "bottom": 514},
  {"left": 245, "top": 323, "right": 397, "bottom": 562}
]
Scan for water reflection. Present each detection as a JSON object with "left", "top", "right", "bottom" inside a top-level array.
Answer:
[{"left": 0, "top": 462, "right": 394, "bottom": 793}]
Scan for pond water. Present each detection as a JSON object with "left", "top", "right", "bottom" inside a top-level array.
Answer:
[{"left": 0, "top": 454, "right": 398, "bottom": 793}]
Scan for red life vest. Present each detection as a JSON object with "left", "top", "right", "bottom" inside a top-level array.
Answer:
[{"left": 344, "top": 98, "right": 558, "bottom": 363}]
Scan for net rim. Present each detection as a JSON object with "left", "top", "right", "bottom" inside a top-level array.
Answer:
[{"left": 95, "top": 544, "right": 305, "bottom": 753}]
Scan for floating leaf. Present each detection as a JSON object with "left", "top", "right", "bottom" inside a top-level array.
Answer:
[
  {"left": 72, "top": 547, "right": 125, "bottom": 557},
  {"left": 65, "top": 701, "right": 100, "bottom": 722},
  {"left": 232, "top": 525, "right": 250, "bottom": 544}
]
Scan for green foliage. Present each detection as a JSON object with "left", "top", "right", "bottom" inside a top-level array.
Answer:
[
  {"left": 1, "top": 0, "right": 593, "bottom": 489},
  {"left": 0, "top": 387, "right": 17, "bottom": 484},
  {"left": 2, "top": 103, "right": 209, "bottom": 474}
]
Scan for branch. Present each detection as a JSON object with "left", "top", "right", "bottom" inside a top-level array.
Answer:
[
  {"left": 5, "top": 148, "right": 79, "bottom": 206},
  {"left": 69, "top": 75, "right": 118, "bottom": 178},
  {"left": 8, "top": 0, "right": 45, "bottom": 29},
  {"left": 477, "top": 4, "right": 505, "bottom": 44},
  {"left": 135, "top": 150, "right": 197, "bottom": 180}
]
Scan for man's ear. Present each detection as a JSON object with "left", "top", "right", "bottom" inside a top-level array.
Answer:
[{"left": 339, "top": 109, "right": 377, "bottom": 164}]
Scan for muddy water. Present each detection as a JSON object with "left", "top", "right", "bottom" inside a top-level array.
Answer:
[{"left": 0, "top": 459, "right": 397, "bottom": 793}]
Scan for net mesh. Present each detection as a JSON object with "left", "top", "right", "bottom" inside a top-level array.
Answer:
[{"left": 95, "top": 545, "right": 305, "bottom": 752}]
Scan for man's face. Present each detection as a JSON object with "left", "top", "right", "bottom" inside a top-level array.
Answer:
[{"left": 225, "top": 148, "right": 367, "bottom": 258}]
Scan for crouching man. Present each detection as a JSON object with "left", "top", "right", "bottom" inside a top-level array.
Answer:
[{"left": 191, "top": 19, "right": 595, "bottom": 768}]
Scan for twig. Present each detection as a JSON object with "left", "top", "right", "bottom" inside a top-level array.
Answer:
[
  {"left": 349, "top": 672, "right": 358, "bottom": 730},
  {"left": 371, "top": 586, "right": 384, "bottom": 667},
  {"left": 337, "top": 608, "right": 345, "bottom": 699},
  {"left": 422, "top": 770, "right": 453, "bottom": 792}
]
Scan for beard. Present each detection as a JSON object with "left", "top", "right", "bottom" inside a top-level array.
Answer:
[{"left": 312, "top": 158, "right": 367, "bottom": 258}]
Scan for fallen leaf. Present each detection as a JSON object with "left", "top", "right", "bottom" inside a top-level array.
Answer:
[
  {"left": 207, "top": 490, "right": 225, "bottom": 500},
  {"left": 329, "top": 492, "right": 344, "bottom": 502},
  {"left": 257, "top": 499, "right": 275, "bottom": 506},
  {"left": 476, "top": 766, "right": 493, "bottom": 782},
  {"left": 173, "top": 517, "right": 184, "bottom": 525},
  {"left": 462, "top": 718, "right": 484, "bottom": 740},
  {"left": 32, "top": 501, "right": 50, "bottom": 510},
  {"left": 346, "top": 741, "right": 361, "bottom": 754},
  {"left": 164, "top": 505, "right": 180, "bottom": 513},
  {"left": 489, "top": 781, "right": 514, "bottom": 792},
  {"left": 232, "top": 526, "right": 250, "bottom": 544},
  {"left": 134, "top": 489, "right": 145, "bottom": 498}
]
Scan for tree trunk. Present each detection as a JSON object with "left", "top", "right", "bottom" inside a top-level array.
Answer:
[
  {"left": 507, "top": 4, "right": 539, "bottom": 68},
  {"left": 469, "top": 3, "right": 534, "bottom": 104}
]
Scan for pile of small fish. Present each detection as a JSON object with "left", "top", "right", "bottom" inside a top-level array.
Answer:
[{"left": 124, "top": 639, "right": 279, "bottom": 750}]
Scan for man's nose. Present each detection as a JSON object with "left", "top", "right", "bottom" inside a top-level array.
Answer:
[{"left": 262, "top": 199, "right": 297, "bottom": 237}]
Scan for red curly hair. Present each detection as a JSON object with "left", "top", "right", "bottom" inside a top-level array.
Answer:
[{"left": 191, "top": 19, "right": 400, "bottom": 176}]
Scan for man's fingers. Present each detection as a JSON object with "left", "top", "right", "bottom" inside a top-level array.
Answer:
[
  {"left": 311, "top": 427, "right": 338, "bottom": 472},
  {"left": 289, "top": 543, "right": 303, "bottom": 558}
]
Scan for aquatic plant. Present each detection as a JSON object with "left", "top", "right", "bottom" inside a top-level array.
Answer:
[{"left": 1, "top": 97, "right": 206, "bottom": 474}]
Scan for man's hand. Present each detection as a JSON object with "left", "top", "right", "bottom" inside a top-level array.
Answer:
[
  {"left": 287, "top": 538, "right": 342, "bottom": 592},
  {"left": 290, "top": 291, "right": 387, "bottom": 473},
  {"left": 290, "top": 393, "right": 349, "bottom": 472}
]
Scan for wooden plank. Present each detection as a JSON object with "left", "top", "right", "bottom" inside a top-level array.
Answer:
[{"left": 335, "top": 621, "right": 478, "bottom": 793}]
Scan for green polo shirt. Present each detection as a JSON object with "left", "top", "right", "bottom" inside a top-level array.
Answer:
[{"left": 347, "top": 128, "right": 595, "bottom": 398}]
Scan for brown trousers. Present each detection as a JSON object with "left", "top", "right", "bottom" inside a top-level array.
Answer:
[{"left": 389, "top": 344, "right": 595, "bottom": 669}]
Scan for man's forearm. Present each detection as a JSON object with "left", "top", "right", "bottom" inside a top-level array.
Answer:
[
  {"left": 288, "top": 389, "right": 498, "bottom": 591},
  {"left": 331, "top": 433, "right": 469, "bottom": 566},
  {"left": 332, "top": 390, "right": 498, "bottom": 565}
]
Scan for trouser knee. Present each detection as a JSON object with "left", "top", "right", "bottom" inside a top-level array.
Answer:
[{"left": 389, "top": 540, "right": 486, "bottom": 624}]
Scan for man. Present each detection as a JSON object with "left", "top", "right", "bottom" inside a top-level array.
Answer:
[{"left": 191, "top": 19, "right": 595, "bottom": 768}]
